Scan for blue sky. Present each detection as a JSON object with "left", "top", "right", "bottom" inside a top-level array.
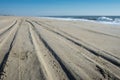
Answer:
[{"left": 0, "top": 0, "right": 120, "bottom": 16}]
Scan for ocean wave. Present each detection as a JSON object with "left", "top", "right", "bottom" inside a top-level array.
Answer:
[
  {"left": 97, "top": 17, "right": 113, "bottom": 22},
  {"left": 41, "top": 17, "right": 95, "bottom": 22},
  {"left": 40, "top": 16, "right": 120, "bottom": 25},
  {"left": 114, "top": 18, "right": 120, "bottom": 23},
  {"left": 97, "top": 17, "right": 120, "bottom": 25}
]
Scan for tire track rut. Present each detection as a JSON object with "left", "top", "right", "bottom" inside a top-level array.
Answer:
[
  {"left": 0, "top": 20, "right": 20, "bottom": 79},
  {"left": 36, "top": 21, "right": 120, "bottom": 60},
  {"left": 32, "top": 20, "right": 120, "bottom": 80},
  {"left": 2, "top": 19, "right": 46, "bottom": 80},
  {"left": 27, "top": 20, "right": 69, "bottom": 80},
  {"left": 0, "top": 20, "right": 17, "bottom": 37},
  {"left": 34, "top": 21, "right": 120, "bottom": 67}
]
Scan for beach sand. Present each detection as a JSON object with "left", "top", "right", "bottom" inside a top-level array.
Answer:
[{"left": 0, "top": 16, "right": 120, "bottom": 80}]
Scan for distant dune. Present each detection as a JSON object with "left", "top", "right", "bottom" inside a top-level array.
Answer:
[{"left": 0, "top": 16, "right": 120, "bottom": 80}]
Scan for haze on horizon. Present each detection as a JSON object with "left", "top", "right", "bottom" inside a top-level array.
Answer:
[{"left": 0, "top": 0, "right": 120, "bottom": 16}]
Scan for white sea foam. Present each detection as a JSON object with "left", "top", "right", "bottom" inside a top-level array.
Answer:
[
  {"left": 40, "top": 17, "right": 120, "bottom": 25},
  {"left": 97, "top": 17, "right": 113, "bottom": 22},
  {"left": 97, "top": 17, "right": 120, "bottom": 25},
  {"left": 40, "top": 17, "right": 95, "bottom": 22}
]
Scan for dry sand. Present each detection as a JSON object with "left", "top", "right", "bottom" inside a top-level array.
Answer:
[{"left": 0, "top": 16, "right": 120, "bottom": 80}]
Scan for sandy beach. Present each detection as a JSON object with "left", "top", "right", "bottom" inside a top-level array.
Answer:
[{"left": 0, "top": 16, "right": 120, "bottom": 80}]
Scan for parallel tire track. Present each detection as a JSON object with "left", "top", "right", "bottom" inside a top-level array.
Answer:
[
  {"left": 46, "top": 21, "right": 120, "bottom": 39},
  {"left": 27, "top": 20, "right": 69, "bottom": 80},
  {"left": 0, "top": 20, "right": 17, "bottom": 37},
  {"left": 0, "top": 20, "right": 20, "bottom": 79},
  {"left": 32, "top": 20, "right": 120, "bottom": 80},
  {"left": 0, "top": 20, "right": 17, "bottom": 43},
  {"left": 34, "top": 21, "right": 120, "bottom": 67},
  {"left": 77, "top": 27, "right": 120, "bottom": 39},
  {"left": 37, "top": 21, "right": 120, "bottom": 60}
]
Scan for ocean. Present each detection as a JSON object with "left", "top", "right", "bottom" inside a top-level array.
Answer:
[{"left": 45, "top": 16, "right": 120, "bottom": 25}]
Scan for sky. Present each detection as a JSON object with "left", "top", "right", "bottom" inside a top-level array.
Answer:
[{"left": 0, "top": 0, "right": 120, "bottom": 16}]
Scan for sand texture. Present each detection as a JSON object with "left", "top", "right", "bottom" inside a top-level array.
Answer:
[{"left": 0, "top": 16, "right": 120, "bottom": 80}]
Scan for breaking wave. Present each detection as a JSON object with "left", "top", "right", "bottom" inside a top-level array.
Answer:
[{"left": 41, "top": 16, "right": 120, "bottom": 25}]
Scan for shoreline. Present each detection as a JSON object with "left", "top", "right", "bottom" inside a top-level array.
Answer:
[{"left": 38, "top": 16, "right": 120, "bottom": 25}]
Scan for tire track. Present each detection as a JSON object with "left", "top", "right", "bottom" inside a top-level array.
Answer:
[
  {"left": 32, "top": 21, "right": 120, "bottom": 79},
  {"left": 30, "top": 22, "right": 97, "bottom": 80},
  {"left": 0, "top": 20, "right": 18, "bottom": 65},
  {"left": 3, "top": 19, "right": 46, "bottom": 80},
  {"left": 35, "top": 21, "right": 120, "bottom": 60},
  {"left": 0, "top": 20, "right": 17, "bottom": 44},
  {"left": 35, "top": 21, "right": 120, "bottom": 59},
  {"left": 27, "top": 20, "right": 69, "bottom": 80},
  {"left": 28, "top": 20, "right": 93, "bottom": 80},
  {"left": 0, "top": 19, "right": 16, "bottom": 30},
  {"left": 33, "top": 21, "right": 120, "bottom": 67},
  {"left": 32, "top": 20, "right": 120, "bottom": 80},
  {"left": 44, "top": 20, "right": 120, "bottom": 39},
  {"left": 76, "top": 27, "right": 120, "bottom": 39},
  {"left": 29, "top": 21, "right": 76, "bottom": 80},
  {"left": 0, "top": 20, "right": 20, "bottom": 79},
  {"left": 58, "top": 29, "right": 120, "bottom": 60},
  {"left": 0, "top": 20, "right": 17, "bottom": 37}
]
